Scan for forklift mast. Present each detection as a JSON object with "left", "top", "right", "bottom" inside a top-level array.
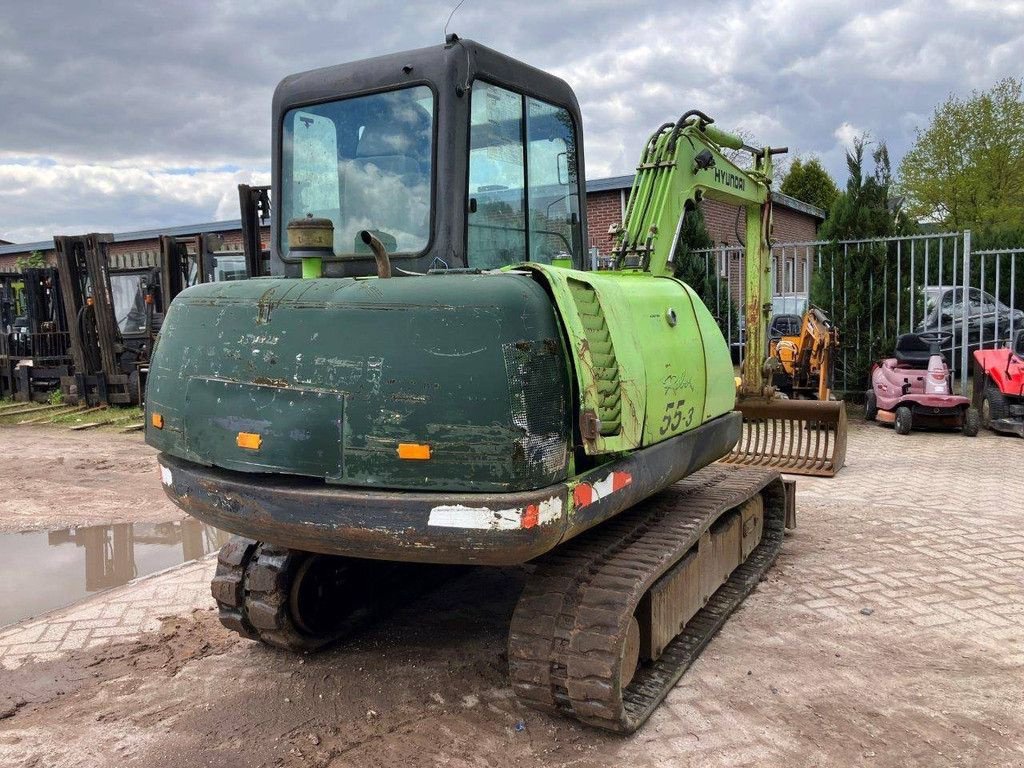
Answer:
[
  {"left": 20, "top": 267, "right": 66, "bottom": 335},
  {"left": 54, "top": 234, "right": 140, "bottom": 405},
  {"left": 238, "top": 183, "right": 270, "bottom": 278},
  {"left": 0, "top": 275, "right": 18, "bottom": 332},
  {"left": 0, "top": 267, "right": 72, "bottom": 401},
  {"left": 159, "top": 232, "right": 229, "bottom": 299}
]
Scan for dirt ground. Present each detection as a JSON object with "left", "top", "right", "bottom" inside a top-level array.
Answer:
[
  {"left": 1, "top": 420, "right": 1023, "bottom": 767},
  {"left": 0, "top": 426, "right": 183, "bottom": 533}
]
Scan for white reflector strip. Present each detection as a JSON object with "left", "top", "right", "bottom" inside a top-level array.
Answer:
[
  {"left": 427, "top": 496, "right": 563, "bottom": 530},
  {"left": 427, "top": 505, "right": 521, "bottom": 530}
]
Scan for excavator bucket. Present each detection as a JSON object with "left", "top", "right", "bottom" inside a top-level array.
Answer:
[{"left": 719, "top": 398, "right": 848, "bottom": 477}]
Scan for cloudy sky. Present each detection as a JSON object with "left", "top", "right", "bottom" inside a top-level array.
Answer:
[{"left": 1, "top": 0, "right": 1022, "bottom": 243}]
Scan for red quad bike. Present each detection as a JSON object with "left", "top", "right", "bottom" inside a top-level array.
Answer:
[
  {"left": 865, "top": 331, "right": 980, "bottom": 436},
  {"left": 972, "top": 329, "right": 1024, "bottom": 438}
]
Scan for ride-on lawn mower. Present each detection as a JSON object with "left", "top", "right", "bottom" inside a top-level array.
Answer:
[
  {"left": 973, "top": 329, "right": 1024, "bottom": 437},
  {"left": 866, "top": 331, "right": 979, "bottom": 436}
]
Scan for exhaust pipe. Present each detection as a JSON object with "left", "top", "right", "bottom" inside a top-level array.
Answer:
[{"left": 359, "top": 230, "right": 392, "bottom": 279}]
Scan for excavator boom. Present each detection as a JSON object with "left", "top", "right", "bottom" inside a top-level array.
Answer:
[{"left": 611, "top": 115, "right": 847, "bottom": 476}]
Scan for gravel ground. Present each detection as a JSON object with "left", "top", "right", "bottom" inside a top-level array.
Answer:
[{"left": 0, "top": 426, "right": 183, "bottom": 533}]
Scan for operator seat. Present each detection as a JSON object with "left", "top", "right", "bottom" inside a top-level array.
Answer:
[
  {"left": 769, "top": 314, "right": 802, "bottom": 339},
  {"left": 895, "top": 333, "right": 935, "bottom": 367}
]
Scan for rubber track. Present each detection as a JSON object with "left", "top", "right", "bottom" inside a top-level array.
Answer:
[
  {"left": 508, "top": 464, "right": 787, "bottom": 733},
  {"left": 211, "top": 538, "right": 340, "bottom": 651},
  {"left": 211, "top": 538, "right": 464, "bottom": 653}
]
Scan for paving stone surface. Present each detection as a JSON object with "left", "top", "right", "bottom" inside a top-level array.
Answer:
[
  {"left": 795, "top": 425, "right": 1024, "bottom": 642},
  {"left": 0, "top": 558, "right": 216, "bottom": 669},
  {"left": 2, "top": 423, "right": 1021, "bottom": 673}
]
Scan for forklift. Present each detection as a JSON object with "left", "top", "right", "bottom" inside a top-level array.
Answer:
[
  {"left": 0, "top": 267, "right": 72, "bottom": 401},
  {"left": 53, "top": 190, "right": 267, "bottom": 407},
  {"left": 238, "top": 183, "right": 272, "bottom": 278},
  {"left": 54, "top": 234, "right": 159, "bottom": 406}
]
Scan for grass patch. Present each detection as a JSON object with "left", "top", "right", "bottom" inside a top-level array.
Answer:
[
  {"left": 48, "top": 405, "right": 144, "bottom": 428},
  {"left": 0, "top": 403, "right": 144, "bottom": 429}
]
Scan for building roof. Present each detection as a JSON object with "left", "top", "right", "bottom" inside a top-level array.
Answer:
[
  {"left": 585, "top": 174, "right": 636, "bottom": 194},
  {"left": 0, "top": 219, "right": 255, "bottom": 257},
  {"left": 1, "top": 174, "right": 822, "bottom": 258},
  {"left": 584, "top": 174, "right": 826, "bottom": 220}
]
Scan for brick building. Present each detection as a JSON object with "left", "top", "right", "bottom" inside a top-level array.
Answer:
[{"left": 585, "top": 174, "right": 825, "bottom": 298}]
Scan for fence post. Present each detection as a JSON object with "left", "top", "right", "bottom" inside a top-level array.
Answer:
[{"left": 960, "top": 230, "right": 971, "bottom": 395}]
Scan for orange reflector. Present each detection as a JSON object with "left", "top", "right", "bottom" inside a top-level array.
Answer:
[
  {"left": 236, "top": 432, "right": 262, "bottom": 450},
  {"left": 151, "top": 412, "right": 164, "bottom": 429},
  {"left": 397, "top": 443, "right": 431, "bottom": 460}
]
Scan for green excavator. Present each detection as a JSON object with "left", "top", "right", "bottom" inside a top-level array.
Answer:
[{"left": 145, "top": 37, "right": 838, "bottom": 732}]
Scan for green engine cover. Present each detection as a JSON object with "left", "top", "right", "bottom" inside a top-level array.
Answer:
[
  {"left": 145, "top": 274, "right": 572, "bottom": 493},
  {"left": 521, "top": 265, "right": 736, "bottom": 455}
]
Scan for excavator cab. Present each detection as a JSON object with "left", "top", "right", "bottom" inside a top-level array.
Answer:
[{"left": 272, "top": 36, "right": 587, "bottom": 277}]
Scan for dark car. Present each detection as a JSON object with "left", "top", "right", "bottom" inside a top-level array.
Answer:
[{"left": 916, "top": 286, "right": 1024, "bottom": 367}]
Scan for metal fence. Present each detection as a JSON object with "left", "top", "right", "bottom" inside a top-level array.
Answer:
[
  {"left": 968, "top": 245, "right": 1023, "bottom": 379},
  {"left": 691, "top": 231, "right": 1024, "bottom": 396}
]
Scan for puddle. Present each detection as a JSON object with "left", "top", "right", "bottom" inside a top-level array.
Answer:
[{"left": 0, "top": 519, "right": 229, "bottom": 628}]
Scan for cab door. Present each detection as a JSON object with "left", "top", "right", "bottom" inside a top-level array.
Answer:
[{"left": 466, "top": 82, "right": 583, "bottom": 270}]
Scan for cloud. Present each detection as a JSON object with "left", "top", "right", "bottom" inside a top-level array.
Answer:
[
  {"left": 833, "top": 122, "right": 866, "bottom": 150},
  {"left": 0, "top": 158, "right": 268, "bottom": 242},
  {"left": 0, "top": 0, "right": 1022, "bottom": 241}
]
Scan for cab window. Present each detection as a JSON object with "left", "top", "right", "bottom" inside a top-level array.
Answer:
[
  {"left": 467, "top": 83, "right": 581, "bottom": 269},
  {"left": 280, "top": 86, "right": 435, "bottom": 258}
]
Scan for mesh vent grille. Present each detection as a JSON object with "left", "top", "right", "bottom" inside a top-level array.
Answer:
[{"left": 503, "top": 340, "right": 569, "bottom": 480}]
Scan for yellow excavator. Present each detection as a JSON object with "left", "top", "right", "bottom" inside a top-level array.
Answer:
[
  {"left": 722, "top": 295, "right": 847, "bottom": 477},
  {"left": 768, "top": 306, "right": 839, "bottom": 401}
]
